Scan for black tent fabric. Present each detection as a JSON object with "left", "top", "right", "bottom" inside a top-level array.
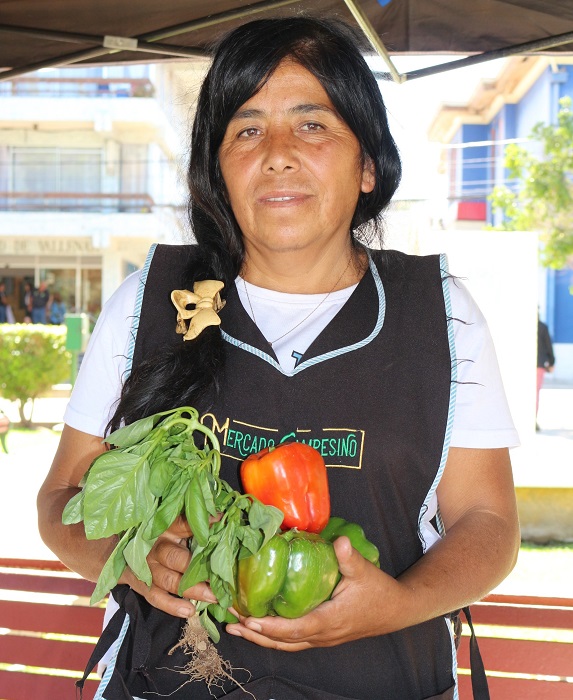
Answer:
[{"left": 2, "top": 0, "right": 573, "bottom": 81}]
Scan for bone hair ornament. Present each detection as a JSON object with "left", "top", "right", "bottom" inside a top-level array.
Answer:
[{"left": 171, "top": 281, "right": 226, "bottom": 341}]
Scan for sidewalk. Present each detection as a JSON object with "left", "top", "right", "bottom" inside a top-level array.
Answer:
[
  {"left": 510, "top": 379, "right": 573, "bottom": 488},
  {"left": 0, "top": 391, "right": 70, "bottom": 562}
]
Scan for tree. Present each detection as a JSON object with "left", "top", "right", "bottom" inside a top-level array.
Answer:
[
  {"left": 0, "top": 324, "right": 71, "bottom": 427},
  {"left": 489, "top": 97, "right": 573, "bottom": 269}
]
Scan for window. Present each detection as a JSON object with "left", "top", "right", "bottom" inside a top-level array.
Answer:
[
  {"left": 5, "top": 145, "right": 151, "bottom": 211},
  {"left": 12, "top": 148, "right": 102, "bottom": 195}
]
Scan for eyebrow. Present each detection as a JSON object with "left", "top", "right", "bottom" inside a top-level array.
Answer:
[{"left": 230, "top": 103, "right": 338, "bottom": 121}]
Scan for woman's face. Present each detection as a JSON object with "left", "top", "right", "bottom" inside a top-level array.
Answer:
[{"left": 218, "top": 60, "right": 375, "bottom": 260}]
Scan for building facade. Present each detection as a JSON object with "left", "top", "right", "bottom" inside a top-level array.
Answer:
[
  {"left": 430, "top": 56, "right": 573, "bottom": 380},
  {"left": 0, "top": 61, "right": 206, "bottom": 322}
]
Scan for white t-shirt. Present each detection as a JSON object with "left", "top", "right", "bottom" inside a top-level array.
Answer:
[
  {"left": 65, "top": 269, "right": 519, "bottom": 449},
  {"left": 236, "top": 278, "right": 359, "bottom": 371}
]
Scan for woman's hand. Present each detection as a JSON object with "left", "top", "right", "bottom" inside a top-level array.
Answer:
[
  {"left": 225, "top": 447, "right": 520, "bottom": 651},
  {"left": 38, "top": 426, "right": 222, "bottom": 620},
  {"left": 225, "top": 536, "right": 406, "bottom": 651},
  {"left": 119, "top": 514, "right": 218, "bottom": 619}
]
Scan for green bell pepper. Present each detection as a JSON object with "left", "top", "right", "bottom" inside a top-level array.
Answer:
[
  {"left": 233, "top": 529, "right": 339, "bottom": 618},
  {"left": 320, "top": 516, "right": 380, "bottom": 567}
]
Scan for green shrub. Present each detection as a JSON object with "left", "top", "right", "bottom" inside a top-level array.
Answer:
[{"left": 0, "top": 324, "right": 71, "bottom": 426}]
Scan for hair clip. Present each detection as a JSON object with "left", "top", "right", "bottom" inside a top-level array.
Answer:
[{"left": 171, "top": 281, "right": 226, "bottom": 341}]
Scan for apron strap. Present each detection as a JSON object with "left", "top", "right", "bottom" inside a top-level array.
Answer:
[
  {"left": 75, "top": 605, "right": 127, "bottom": 698},
  {"left": 462, "top": 606, "right": 490, "bottom": 700}
]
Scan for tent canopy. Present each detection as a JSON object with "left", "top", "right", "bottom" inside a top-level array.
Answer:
[{"left": 2, "top": 0, "right": 573, "bottom": 83}]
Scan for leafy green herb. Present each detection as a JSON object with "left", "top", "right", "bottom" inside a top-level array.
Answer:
[{"left": 63, "top": 406, "right": 284, "bottom": 638}]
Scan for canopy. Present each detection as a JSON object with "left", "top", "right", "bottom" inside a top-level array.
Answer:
[{"left": 2, "top": 0, "right": 573, "bottom": 83}]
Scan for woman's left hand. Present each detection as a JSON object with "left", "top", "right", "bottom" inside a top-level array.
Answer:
[
  {"left": 225, "top": 536, "right": 406, "bottom": 651},
  {"left": 226, "top": 448, "right": 520, "bottom": 651}
]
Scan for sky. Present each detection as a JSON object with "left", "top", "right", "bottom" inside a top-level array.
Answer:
[{"left": 367, "top": 54, "right": 507, "bottom": 200}]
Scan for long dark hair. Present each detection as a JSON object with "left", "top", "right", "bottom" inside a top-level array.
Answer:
[{"left": 108, "top": 15, "right": 402, "bottom": 432}]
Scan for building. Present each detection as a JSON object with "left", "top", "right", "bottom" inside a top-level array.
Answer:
[
  {"left": 429, "top": 55, "right": 573, "bottom": 380},
  {"left": 0, "top": 60, "right": 207, "bottom": 322}
]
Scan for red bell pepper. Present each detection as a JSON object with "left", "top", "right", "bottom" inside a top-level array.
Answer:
[{"left": 240, "top": 442, "right": 330, "bottom": 533}]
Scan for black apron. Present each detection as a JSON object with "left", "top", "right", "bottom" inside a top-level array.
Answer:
[{"left": 79, "top": 245, "right": 487, "bottom": 700}]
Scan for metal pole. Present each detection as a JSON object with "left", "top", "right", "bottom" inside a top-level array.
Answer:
[
  {"left": 114, "top": 41, "right": 205, "bottom": 59},
  {"left": 0, "top": 40, "right": 203, "bottom": 82},
  {"left": 0, "top": 24, "right": 99, "bottom": 44},
  {"left": 0, "top": 0, "right": 301, "bottom": 80},
  {"left": 0, "top": 24, "right": 207, "bottom": 58},
  {"left": 376, "top": 30, "right": 573, "bottom": 83},
  {"left": 342, "top": 0, "right": 404, "bottom": 84},
  {"left": 0, "top": 47, "right": 114, "bottom": 82}
]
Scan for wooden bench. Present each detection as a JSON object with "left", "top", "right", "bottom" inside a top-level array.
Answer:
[
  {"left": 1, "top": 560, "right": 572, "bottom": 699},
  {"left": 457, "top": 593, "right": 573, "bottom": 698},
  {"left": 0, "top": 558, "right": 104, "bottom": 700}
]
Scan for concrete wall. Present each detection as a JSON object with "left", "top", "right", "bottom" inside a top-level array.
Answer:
[
  {"left": 0, "top": 77, "right": 188, "bottom": 311},
  {"left": 386, "top": 225, "right": 540, "bottom": 447},
  {"left": 517, "top": 487, "right": 573, "bottom": 542},
  {"left": 515, "top": 68, "right": 552, "bottom": 138},
  {"left": 460, "top": 123, "right": 489, "bottom": 197},
  {"left": 385, "top": 222, "right": 573, "bottom": 541},
  {"left": 0, "top": 211, "right": 182, "bottom": 304}
]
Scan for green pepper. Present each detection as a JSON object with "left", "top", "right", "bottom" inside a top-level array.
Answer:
[
  {"left": 233, "top": 529, "right": 339, "bottom": 618},
  {"left": 320, "top": 516, "right": 380, "bottom": 567}
]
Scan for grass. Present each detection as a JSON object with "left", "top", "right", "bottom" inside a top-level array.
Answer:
[{"left": 521, "top": 541, "right": 573, "bottom": 552}]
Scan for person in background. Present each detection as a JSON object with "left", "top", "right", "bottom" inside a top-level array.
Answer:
[
  {"left": 49, "top": 292, "right": 66, "bottom": 325},
  {"left": 31, "top": 281, "right": 50, "bottom": 324},
  {"left": 536, "top": 315, "right": 556, "bottom": 430},
  {"left": 22, "top": 282, "right": 33, "bottom": 323},
  {"left": 0, "top": 282, "right": 7, "bottom": 323}
]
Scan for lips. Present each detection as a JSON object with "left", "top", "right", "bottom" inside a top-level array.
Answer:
[{"left": 258, "top": 191, "right": 311, "bottom": 204}]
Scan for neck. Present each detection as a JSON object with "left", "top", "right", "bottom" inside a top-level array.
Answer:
[{"left": 241, "top": 242, "right": 366, "bottom": 294}]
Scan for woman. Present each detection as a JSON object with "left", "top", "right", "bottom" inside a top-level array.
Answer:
[{"left": 37, "top": 16, "right": 520, "bottom": 700}]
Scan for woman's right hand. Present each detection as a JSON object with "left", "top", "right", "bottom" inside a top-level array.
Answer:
[
  {"left": 38, "top": 425, "right": 216, "bottom": 619},
  {"left": 119, "top": 514, "right": 218, "bottom": 618}
]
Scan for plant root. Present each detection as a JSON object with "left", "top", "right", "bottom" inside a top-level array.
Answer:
[{"left": 167, "top": 613, "right": 254, "bottom": 698}]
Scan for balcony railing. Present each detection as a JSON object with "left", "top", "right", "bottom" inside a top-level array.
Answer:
[
  {"left": 0, "top": 77, "right": 155, "bottom": 99},
  {"left": 0, "top": 192, "right": 155, "bottom": 212}
]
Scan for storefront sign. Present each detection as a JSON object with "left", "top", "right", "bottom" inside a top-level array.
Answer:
[{"left": 0, "top": 238, "right": 98, "bottom": 255}]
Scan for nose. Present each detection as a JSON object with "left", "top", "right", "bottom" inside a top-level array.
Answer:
[{"left": 261, "top": 128, "right": 300, "bottom": 174}]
